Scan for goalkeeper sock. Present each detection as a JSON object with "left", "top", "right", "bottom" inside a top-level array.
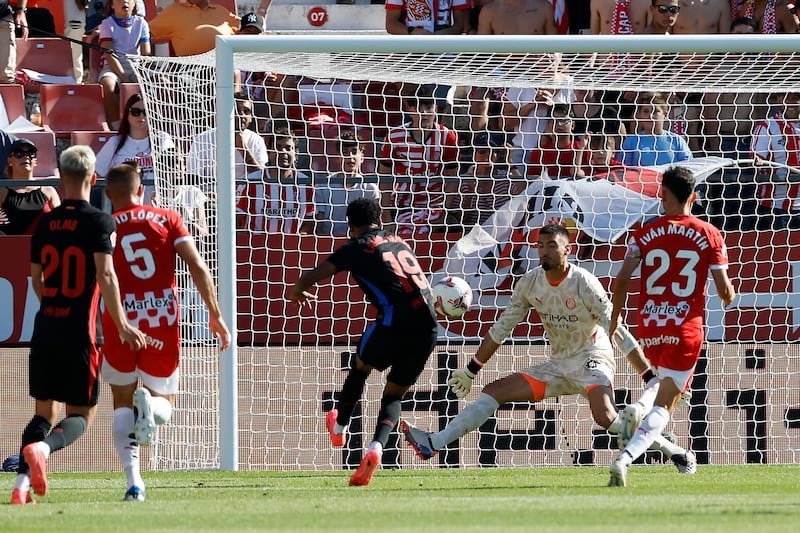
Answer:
[
  {"left": 607, "top": 411, "right": 623, "bottom": 434},
  {"left": 336, "top": 368, "right": 369, "bottom": 426},
  {"left": 373, "top": 394, "right": 402, "bottom": 448},
  {"left": 151, "top": 396, "right": 173, "bottom": 426},
  {"left": 431, "top": 393, "right": 500, "bottom": 450},
  {"left": 620, "top": 406, "right": 670, "bottom": 466},
  {"left": 113, "top": 408, "right": 144, "bottom": 490}
]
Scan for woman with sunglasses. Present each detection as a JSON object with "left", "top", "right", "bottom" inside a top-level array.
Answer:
[
  {"left": 95, "top": 93, "right": 174, "bottom": 205},
  {"left": 0, "top": 139, "right": 61, "bottom": 235}
]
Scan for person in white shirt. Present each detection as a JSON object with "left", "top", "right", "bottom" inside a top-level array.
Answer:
[
  {"left": 186, "top": 93, "right": 268, "bottom": 191},
  {"left": 401, "top": 224, "right": 695, "bottom": 474}
]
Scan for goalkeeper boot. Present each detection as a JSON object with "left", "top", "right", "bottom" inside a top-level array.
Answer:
[
  {"left": 608, "top": 456, "right": 628, "bottom": 487},
  {"left": 349, "top": 448, "right": 381, "bottom": 487},
  {"left": 133, "top": 388, "right": 157, "bottom": 446},
  {"left": 399, "top": 420, "right": 438, "bottom": 460},
  {"left": 617, "top": 403, "right": 643, "bottom": 450},
  {"left": 22, "top": 443, "right": 48, "bottom": 496},
  {"left": 325, "top": 409, "right": 346, "bottom": 447},
  {"left": 10, "top": 488, "right": 35, "bottom": 505},
  {"left": 124, "top": 486, "right": 146, "bottom": 502},
  {"left": 672, "top": 451, "right": 697, "bottom": 475}
]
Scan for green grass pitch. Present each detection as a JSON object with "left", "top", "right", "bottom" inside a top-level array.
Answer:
[{"left": 2, "top": 465, "right": 799, "bottom": 532}]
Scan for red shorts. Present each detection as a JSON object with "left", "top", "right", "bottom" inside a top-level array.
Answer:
[
  {"left": 639, "top": 325, "right": 704, "bottom": 372},
  {"left": 102, "top": 314, "right": 180, "bottom": 378}
]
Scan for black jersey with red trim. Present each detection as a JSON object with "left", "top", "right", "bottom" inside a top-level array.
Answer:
[
  {"left": 30, "top": 199, "right": 115, "bottom": 344},
  {"left": 327, "top": 228, "right": 437, "bottom": 329}
]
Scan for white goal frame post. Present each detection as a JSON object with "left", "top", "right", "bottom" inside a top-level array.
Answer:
[{"left": 129, "top": 35, "right": 800, "bottom": 472}]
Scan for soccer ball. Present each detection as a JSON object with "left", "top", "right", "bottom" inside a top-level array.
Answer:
[{"left": 432, "top": 276, "right": 473, "bottom": 318}]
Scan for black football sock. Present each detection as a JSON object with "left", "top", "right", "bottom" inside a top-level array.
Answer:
[
  {"left": 373, "top": 394, "right": 402, "bottom": 448},
  {"left": 336, "top": 368, "right": 369, "bottom": 426},
  {"left": 43, "top": 415, "right": 88, "bottom": 453},
  {"left": 18, "top": 416, "right": 52, "bottom": 475}
]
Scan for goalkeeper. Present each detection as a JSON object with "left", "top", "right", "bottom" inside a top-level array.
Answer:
[{"left": 402, "top": 223, "right": 695, "bottom": 473}]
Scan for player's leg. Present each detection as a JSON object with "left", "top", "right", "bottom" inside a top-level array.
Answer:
[
  {"left": 12, "top": 400, "right": 57, "bottom": 504},
  {"left": 133, "top": 330, "right": 181, "bottom": 447}
]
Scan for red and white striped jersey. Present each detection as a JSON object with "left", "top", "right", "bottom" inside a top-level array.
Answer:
[
  {"left": 751, "top": 114, "right": 800, "bottom": 211},
  {"left": 236, "top": 175, "right": 315, "bottom": 234}
]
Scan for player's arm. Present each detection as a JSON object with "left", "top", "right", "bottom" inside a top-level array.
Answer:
[
  {"left": 610, "top": 254, "right": 640, "bottom": 341},
  {"left": 176, "top": 240, "right": 231, "bottom": 351},
  {"left": 30, "top": 263, "right": 44, "bottom": 301},
  {"left": 288, "top": 260, "right": 338, "bottom": 305},
  {"left": 94, "top": 252, "right": 147, "bottom": 351},
  {"left": 711, "top": 267, "right": 735, "bottom": 308}
]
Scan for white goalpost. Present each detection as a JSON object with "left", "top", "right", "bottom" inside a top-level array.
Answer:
[{"left": 131, "top": 35, "right": 800, "bottom": 472}]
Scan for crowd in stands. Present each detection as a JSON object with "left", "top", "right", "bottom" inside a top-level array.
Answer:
[{"left": 1, "top": 0, "right": 800, "bottom": 237}]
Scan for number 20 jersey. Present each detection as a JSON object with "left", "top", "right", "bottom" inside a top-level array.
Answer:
[
  {"left": 103, "top": 205, "right": 191, "bottom": 370},
  {"left": 627, "top": 214, "right": 729, "bottom": 338}
]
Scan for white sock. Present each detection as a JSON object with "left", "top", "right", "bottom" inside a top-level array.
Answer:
[
  {"left": 607, "top": 411, "right": 623, "bottom": 434},
  {"left": 151, "top": 396, "right": 173, "bottom": 425},
  {"left": 13, "top": 473, "right": 31, "bottom": 492},
  {"left": 36, "top": 441, "right": 51, "bottom": 459},
  {"left": 431, "top": 393, "right": 500, "bottom": 450},
  {"left": 650, "top": 434, "right": 686, "bottom": 458},
  {"left": 637, "top": 378, "right": 660, "bottom": 412},
  {"left": 113, "top": 408, "right": 144, "bottom": 489},
  {"left": 620, "top": 406, "right": 670, "bottom": 466},
  {"left": 333, "top": 422, "right": 346, "bottom": 435},
  {"left": 368, "top": 441, "right": 383, "bottom": 454}
]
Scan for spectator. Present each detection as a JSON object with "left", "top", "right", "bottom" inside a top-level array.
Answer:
[
  {"left": 450, "top": 132, "right": 522, "bottom": 229},
  {"left": 571, "top": 87, "right": 626, "bottom": 147},
  {"left": 672, "top": 0, "right": 728, "bottom": 33},
  {"left": 502, "top": 58, "right": 575, "bottom": 175},
  {"left": 585, "top": 133, "right": 624, "bottom": 176},
  {"left": 377, "top": 86, "right": 460, "bottom": 237},
  {"left": 528, "top": 104, "right": 588, "bottom": 179},
  {"left": 186, "top": 93, "right": 268, "bottom": 191},
  {"left": 236, "top": 125, "right": 316, "bottom": 235},
  {"left": 730, "top": 0, "right": 799, "bottom": 33},
  {"left": 478, "top": 0, "right": 558, "bottom": 34},
  {"left": 385, "top": 0, "right": 468, "bottom": 35},
  {"left": 0, "top": 128, "right": 18, "bottom": 171},
  {"left": 751, "top": 91, "right": 800, "bottom": 230},
  {"left": 590, "top": 0, "right": 649, "bottom": 34},
  {"left": 1, "top": 1, "right": 26, "bottom": 84},
  {"left": 620, "top": 92, "right": 693, "bottom": 167},
  {"left": 669, "top": 92, "right": 703, "bottom": 153},
  {"left": 642, "top": 0, "right": 681, "bottom": 34},
  {"left": 64, "top": 0, "right": 88, "bottom": 82},
  {"left": 315, "top": 130, "right": 380, "bottom": 236},
  {"left": 148, "top": 0, "right": 238, "bottom": 57},
  {"left": 95, "top": 93, "right": 175, "bottom": 205},
  {"left": 98, "top": 0, "right": 152, "bottom": 129},
  {"left": 0, "top": 138, "right": 61, "bottom": 236}
]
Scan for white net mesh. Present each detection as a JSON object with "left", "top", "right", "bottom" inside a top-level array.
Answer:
[{"left": 131, "top": 36, "right": 800, "bottom": 471}]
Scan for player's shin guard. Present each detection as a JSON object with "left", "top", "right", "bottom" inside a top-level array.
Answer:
[
  {"left": 373, "top": 394, "right": 402, "bottom": 448},
  {"left": 336, "top": 368, "right": 369, "bottom": 426},
  {"left": 43, "top": 415, "right": 88, "bottom": 453},
  {"left": 432, "top": 393, "right": 500, "bottom": 450},
  {"left": 18, "top": 416, "right": 52, "bottom": 475}
]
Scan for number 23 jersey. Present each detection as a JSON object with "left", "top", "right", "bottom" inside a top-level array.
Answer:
[
  {"left": 628, "top": 214, "right": 729, "bottom": 335},
  {"left": 107, "top": 205, "right": 192, "bottom": 333}
]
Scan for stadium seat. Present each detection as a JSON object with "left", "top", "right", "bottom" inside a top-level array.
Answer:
[
  {"left": 0, "top": 84, "right": 27, "bottom": 123},
  {"left": 70, "top": 130, "right": 117, "bottom": 155},
  {"left": 40, "top": 84, "right": 110, "bottom": 137},
  {"left": 119, "top": 83, "right": 142, "bottom": 117},
  {"left": 15, "top": 38, "right": 75, "bottom": 93},
  {"left": 15, "top": 130, "right": 58, "bottom": 178}
]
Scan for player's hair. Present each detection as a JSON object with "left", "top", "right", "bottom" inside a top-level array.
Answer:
[
  {"left": 346, "top": 197, "right": 381, "bottom": 227},
  {"left": 539, "top": 223, "right": 570, "bottom": 241},
  {"left": 106, "top": 160, "right": 142, "bottom": 194},
  {"left": 59, "top": 145, "right": 96, "bottom": 183},
  {"left": 661, "top": 166, "right": 696, "bottom": 203}
]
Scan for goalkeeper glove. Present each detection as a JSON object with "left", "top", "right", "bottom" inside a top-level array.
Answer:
[{"left": 448, "top": 368, "right": 476, "bottom": 399}]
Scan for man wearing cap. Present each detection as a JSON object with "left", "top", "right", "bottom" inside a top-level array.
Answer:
[
  {"left": 149, "top": 0, "right": 239, "bottom": 57},
  {"left": 239, "top": 12, "right": 265, "bottom": 34}
]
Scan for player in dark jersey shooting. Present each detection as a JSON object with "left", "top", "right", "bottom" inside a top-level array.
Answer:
[{"left": 288, "top": 197, "right": 438, "bottom": 486}]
